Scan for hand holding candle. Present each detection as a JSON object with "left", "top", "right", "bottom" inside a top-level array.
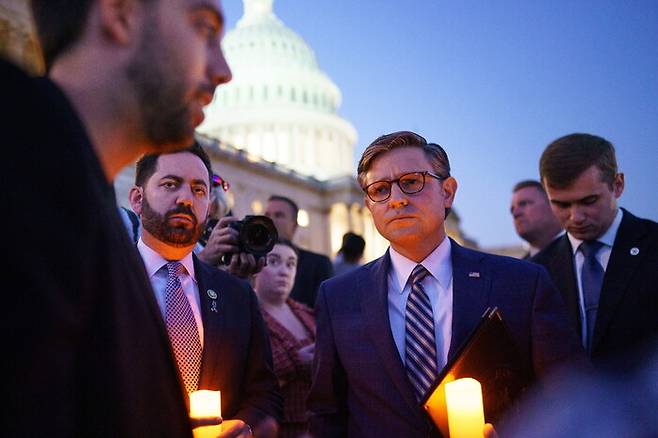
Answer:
[{"left": 445, "top": 378, "right": 485, "bottom": 438}]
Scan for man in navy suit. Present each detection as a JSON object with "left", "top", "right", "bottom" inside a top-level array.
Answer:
[
  {"left": 129, "top": 143, "right": 282, "bottom": 437},
  {"left": 308, "top": 131, "right": 585, "bottom": 437},
  {"left": 532, "top": 133, "right": 658, "bottom": 372}
]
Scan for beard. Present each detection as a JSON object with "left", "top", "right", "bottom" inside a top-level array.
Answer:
[
  {"left": 141, "top": 196, "right": 204, "bottom": 247},
  {"left": 126, "top": 13, "right": 194, "bottom": 150}
]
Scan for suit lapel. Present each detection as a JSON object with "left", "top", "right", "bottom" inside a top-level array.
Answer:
[
  {"left": 593, "top": 210, "right": 648, "bottom": 351},
  {"left": 194, "top": 257, "right": 224, "bottom": 388},
  {"left": 360, "top": 252, "right": 420, "bottom": 413},
  {"left": 448, "top": 241, "right": 490, "bottom": 360},
  {"left": 549, "top": 237, "right": 582, "bottom": 331}
]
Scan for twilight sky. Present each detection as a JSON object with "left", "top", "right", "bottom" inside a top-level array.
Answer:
[{"left": 221, "top": 0, "right": 658, "bottom": 248}]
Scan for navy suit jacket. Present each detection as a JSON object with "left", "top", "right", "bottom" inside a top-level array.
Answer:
[
  {"left": 193, "top": 257, "right": 282, "bottom": 427},
  {"left": 308, "top": 239, "right": 584, "bottom": 438},
  {"left": 531, "top": 209, "right": 658, "bottom": 371}
]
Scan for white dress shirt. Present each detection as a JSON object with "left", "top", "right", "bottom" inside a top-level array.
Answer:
[
  {"left": 388, "top": 237, "right": 453, "bottom": 371},
  {"left": 567, "top": 208, "right": 623, "bottom": 346},
  {"left": 137, "top": 239, "right": 205, "bottom": 346}
]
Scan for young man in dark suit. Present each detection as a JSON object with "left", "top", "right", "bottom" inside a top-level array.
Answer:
[
  {"left": 3, "top": 0, "right": 231, "bottom": 435},
  {"left": 308, "top": 131, "right": 585, "bottom": 437},
  {"left": 532, "top": 133, "right": 658, "bottom": 372},
  {"left": 129, "top": 143, "right": 282, "bottom": 437}
]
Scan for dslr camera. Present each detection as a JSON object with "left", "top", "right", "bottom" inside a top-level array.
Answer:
[{"left": 222, "top": 215, "right": 278, "bottom": 265}]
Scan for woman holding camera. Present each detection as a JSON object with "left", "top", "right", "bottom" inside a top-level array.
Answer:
[{"left": 253, "top": 239, "right": 316, "bottom": 438}]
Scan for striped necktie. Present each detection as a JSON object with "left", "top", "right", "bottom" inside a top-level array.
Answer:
[
  {"left": 405, "top": 264, "right": 438, "bottom": 401},
  {"left": 164, "top": 261, "right": 202, "bottom": 393}
]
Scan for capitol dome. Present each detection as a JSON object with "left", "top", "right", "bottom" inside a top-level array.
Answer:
[{"left": 198, "top": 0, "right": 357, "bottom": 180}]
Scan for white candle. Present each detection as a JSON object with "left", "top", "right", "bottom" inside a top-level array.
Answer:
[
  {"left": 189, "top": 390, "right": 222, "bottom": 438},
  {"left": 189, "top": 390, "right": 222, "bottom": 420},
  {"left": 445, "top": 378, "right": 485, "bottom": 438},
  {"left": 192, "top": 424, "right": 222, "bottom": 438}
]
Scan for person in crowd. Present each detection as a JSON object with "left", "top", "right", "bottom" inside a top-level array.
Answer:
[
  {"left": 532, "top": 133, "right": 658, "bottom": 372},
  {"left": 333, "top": 232, "right": 366, "bottom": 275},
  {"left": 128, "top": 142, "right": 282, "bottom": 437},
  {"left": 308, "top": 131, "right": 585, "bottom": 437},
  {"left": 197, "top": 174, "right": 267, "bottom": 277},
  {"left": 253, "top": 239, "right": 316, "bottom": 438},
  {"left": 265, "top": 195, "right": 333, "bottom": 307},
  {"left": 510, "top": 180, "right": 563, "bottom": 259},
  {"left": 3, "top": 0, "right": 231, "bottom": 435},
  {"left": 196, "top": 172, "right": 233, "bottom": 258},
  {"left": 120, "top": 205, "right": 142, "bottom": 243}
]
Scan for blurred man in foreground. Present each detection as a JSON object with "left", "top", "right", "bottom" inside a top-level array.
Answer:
[{"left": 2, "top": 0, "right": 231, "bottom": 435}]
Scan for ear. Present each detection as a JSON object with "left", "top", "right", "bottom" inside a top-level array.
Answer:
[
  {"left": 613, "top": 173, "right": 625, "bottom": 198},
  {"left": 98, "top": 0, "right": 141, "bottom": 45},
  {"left": 441, "top": 177, "right": 458, "bottom": 208},
  {"left": 128, "top": 186, "right": 144, "bottom": 215}
]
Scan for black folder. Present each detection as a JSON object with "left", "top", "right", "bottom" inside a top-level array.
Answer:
[{"left": 421, "top": 307, "right": 531, "bottom": 436}]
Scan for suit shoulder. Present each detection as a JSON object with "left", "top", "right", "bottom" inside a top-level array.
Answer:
[
  {"left": 477, "top": 249, "right": 544, "bottom": 274},
  {"left": 196, "top": 258, "right": 252, "bottom": 291},
  {"left": 321, "top": 257, "right": 378, "bottom": 290},
  {"left": 630, "top": 212, "right": 658, "bottom": 235},
  {"left": 456, "top": 246, "right": 547, "bottom": 282},
  {"left": 298, "top": 248, "right": 331, "bottom": 263},
  {"left": 531, "top": 235, "right": 568, "bottom": 265}
]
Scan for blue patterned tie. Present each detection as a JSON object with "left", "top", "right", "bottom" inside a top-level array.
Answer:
[
  {"left": 580, "top": 241, "right": 605, "bottom": 354},
  {"left": 164, "top": 261, "right": 202, "bottom": 393},
  {"left": 405, "top": 264, "right": 438, "bottom": 401}
]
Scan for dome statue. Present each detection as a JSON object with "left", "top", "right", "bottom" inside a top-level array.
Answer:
[{"left": 198, "top": 0, "right": 357, "bottom": 180}]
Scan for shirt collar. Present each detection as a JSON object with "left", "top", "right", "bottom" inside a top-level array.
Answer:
[
  {"left": 389, "top": 236, "right": 452, "bottom": 293},
  {"left": 567, "top": 208, "right": 623, "bottom": 255},
  {"left": 137, "top": 238, "right": 197, "bottom": 282}
]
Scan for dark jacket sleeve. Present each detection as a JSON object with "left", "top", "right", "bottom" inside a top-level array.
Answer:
[
  {"left": 307, "top": 283, "right": 348, "bottom": 437},
  {"left": 316, "top": 254, "right": 334, "bottom": 285},
  {"left": 531, "top": 265, "right": 589, "bottom": 377},
  {"left": 233, "top": 286, "right": 283, "bottom": 427}
]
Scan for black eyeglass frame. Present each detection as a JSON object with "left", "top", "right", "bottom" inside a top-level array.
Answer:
[{"left": 363, "top": 170, "right": 446, "bottom": 202}]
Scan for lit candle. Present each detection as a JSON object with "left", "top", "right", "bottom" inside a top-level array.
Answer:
[
  {"left": 189, "top": 390, "right": 222, "bottom": 420},
  {"left": 189, "top": 390, "right": 222, "bottom": 438},
  {"left": 445, "top": 378, "right": 485, "bottom": 438},
  {"left": 192, "top": 424, "right": 222, "bottom": 438}
]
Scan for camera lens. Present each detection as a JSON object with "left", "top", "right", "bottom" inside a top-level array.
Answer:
[{"left": 239, "top": 216, "right": 278, "bottom": 257}]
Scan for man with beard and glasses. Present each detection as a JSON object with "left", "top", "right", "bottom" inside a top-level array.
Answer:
[
  {"left": 2, "top": 0, "right": 231, "bottom": 436},
  {"left": 129, "top": 143, "right": 282, "bottom": 438}
]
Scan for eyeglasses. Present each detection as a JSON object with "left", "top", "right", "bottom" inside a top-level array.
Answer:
[
  {"left": 363, "top": 171, "right": 445, "bottom": 202},
  {"left": 212, "top": 174, "right": 230, "bottom": 192}
]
